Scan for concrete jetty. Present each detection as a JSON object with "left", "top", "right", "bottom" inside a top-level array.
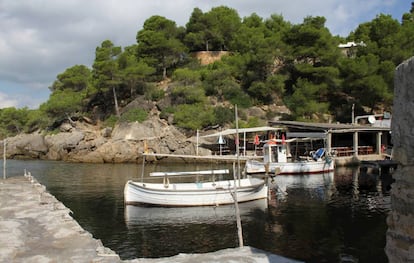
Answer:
[
  {"left": 0, "top": 175, "right": 121, "bottom": 262},
  {"left": 0, "top": 175, "right": 301, "bottom": 263}
]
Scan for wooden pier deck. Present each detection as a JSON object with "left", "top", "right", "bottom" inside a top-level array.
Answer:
[{"left": 360, "top": 159, "right": 398, "bottom": 174}]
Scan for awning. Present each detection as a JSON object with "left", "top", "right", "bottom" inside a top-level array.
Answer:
[{"left": 201, "top": 126, "right": 283, "bottom": 138}]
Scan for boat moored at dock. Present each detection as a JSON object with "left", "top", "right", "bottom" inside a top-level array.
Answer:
[
  {"left": 245, "top": 138, "right": 334, "bottom": 175},
  {"left": 124, "top": 169, "right": 268, "bottom": 207}
]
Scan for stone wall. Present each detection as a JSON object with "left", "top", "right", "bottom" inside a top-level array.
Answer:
[{"left": 386, "top": 57, "right": 414, "bottom": 262}]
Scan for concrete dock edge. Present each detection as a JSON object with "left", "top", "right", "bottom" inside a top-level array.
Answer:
[{"left": 0, "top": 175, "right": 121, "bottom": 262}]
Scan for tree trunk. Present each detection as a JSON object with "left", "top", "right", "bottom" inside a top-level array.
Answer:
[{"left": 112, "top": 86, "right": 120, "bottom": 117}]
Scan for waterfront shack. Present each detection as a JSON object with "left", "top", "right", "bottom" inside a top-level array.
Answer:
[
  {"left": 269, "top": 119, "right": 392, "bottom": 166},
  {"left": 201, "top": 126, "right": 283, "bottom": 156}
]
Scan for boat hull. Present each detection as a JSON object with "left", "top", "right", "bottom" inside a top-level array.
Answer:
[
  {"left": 124, "top": 178, "right": 268, "bottom": 207},
  {"left": 245, "top": 159, "right": 335, "bottom": 175}
]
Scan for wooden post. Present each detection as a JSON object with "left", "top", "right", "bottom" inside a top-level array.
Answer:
[
  {"left": 233, "top": 105, "right": 243, "bottom": 247},
  {"left": 141, "top": 154, "right": 145, "bottom": 182},
  {"left": 232, "top": 162, "right": 243, "bottom": 247}
]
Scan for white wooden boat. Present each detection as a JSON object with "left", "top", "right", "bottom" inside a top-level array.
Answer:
[
  {"left": 245, "top": 139, "right": 334, "bottom": 175},
  {"left": 124, "top": 169, "right": 268, "bottom": 207}
]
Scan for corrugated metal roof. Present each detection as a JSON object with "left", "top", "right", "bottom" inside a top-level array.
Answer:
[{"left": 269, "top": 120, "right": 390, "bottom": 132}]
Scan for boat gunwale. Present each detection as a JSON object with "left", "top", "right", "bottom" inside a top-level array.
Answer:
[
  {"left": 149, "top": 169, "right": 230, "bottom": 177},
  {"left": 245, "top": 158, "right": 335, "bottom": 175}
]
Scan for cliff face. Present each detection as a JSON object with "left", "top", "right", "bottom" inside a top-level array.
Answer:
[
  {"left": 2, "top": 117, "right": 210, "bottom": 163},
  {"left": 386, "top": 57, "right": 414, "bottom": 262}
]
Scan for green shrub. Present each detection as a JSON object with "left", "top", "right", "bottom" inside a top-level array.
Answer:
[
  {"left": 224, "top": 89, "right": 252, "bottom": 108},
  {"left": 173, "top": 104, "right": 214, "bottom": 130},
  {"left": 159, "top": 106, "right": 174, "bottom": 120},
  {"left": 145, "top": 87, "right": 165, "bottom": 101},
  {"left": 172, "top": 68, "right": 201, "bottom": 85},
  {"left": 120, "top": 108, "right": 148, "bottom": 123},
  {"left": 103, "top": 115, "right": 119, "bottom": 128},
  {"left": 213, "top": 106, "right": 234, "bottom": 126},
  {"left": 170, "top": 85, "right": 206, "bottom": 105}
]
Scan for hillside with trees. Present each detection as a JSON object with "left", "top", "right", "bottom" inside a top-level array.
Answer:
[{"left": 1, "top": 4, "right": 414, "bottom": 138}]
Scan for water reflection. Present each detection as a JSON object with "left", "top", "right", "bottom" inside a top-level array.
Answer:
[
  {"left": 125, "top": 199, "right": 267, "bottom": 226},
  {"left": 271, "top": 171, "right": 335, "bottom": 202},
  {"left": 3, "top": 160, "right": 393, "bottom": 262},
  {"left": 124, "top": 199, "right": 268, "bottom": 258}
]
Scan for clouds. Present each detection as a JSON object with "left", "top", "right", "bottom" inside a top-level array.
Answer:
[
  {"left": 0, "top": 0, "right": 408, "bottom": 109},
  {"left": 0, "top": 91, "right": 17, "bottom": 108}
]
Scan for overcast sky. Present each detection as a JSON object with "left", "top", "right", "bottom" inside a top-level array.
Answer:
[{"left": 0, "top": 0, "right": 410, "bottom": 109}]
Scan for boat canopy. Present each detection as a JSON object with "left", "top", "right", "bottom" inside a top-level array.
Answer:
[{"left": 263, "top": 137, "right": 325, "bottom": 144}]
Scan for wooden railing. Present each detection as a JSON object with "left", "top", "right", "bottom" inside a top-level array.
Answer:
[{"left": 332, "top": 146, "right": 374, "bottom": 156}]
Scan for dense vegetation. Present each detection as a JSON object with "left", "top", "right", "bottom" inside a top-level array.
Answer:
[{"left": 1, "top": 4, "right": 414, "bottom": 138}]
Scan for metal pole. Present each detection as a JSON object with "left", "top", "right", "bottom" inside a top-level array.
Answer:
[
  {"left": 235, "top": 105, "right": 240, "bottom": 181},
  {"left": 353, "top": 131, "right": 359, "bottom": 157},
  {"left": 3, "top": 139, "right": 6, "bottom": 180},
  {"left": 352, "top": 103, "right": 355, "bottom": 124},
  {"left": 196, "top": 130, "right": 199, "bottom": 156},
  {"left": 243, "top": 132, "right": 246, "bottom": 156}
]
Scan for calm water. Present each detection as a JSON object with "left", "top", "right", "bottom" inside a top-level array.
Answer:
[{"left": 3, "top": 160, "right": 393, "bottom": 262}]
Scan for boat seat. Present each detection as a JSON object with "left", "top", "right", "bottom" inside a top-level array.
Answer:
[{"left": 312, "top": 148, "right": 325, "bottom": 161}]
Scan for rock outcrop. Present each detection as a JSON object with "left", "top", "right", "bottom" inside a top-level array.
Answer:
[
  {"left": 2, "top": 117, "right": 210, "bottom": 163},
  {"left": 5, "top": 133, "right": 48, "bottom": 159},
  {"left": 386, "top": 56, "right": 414, "bottom": 262}
]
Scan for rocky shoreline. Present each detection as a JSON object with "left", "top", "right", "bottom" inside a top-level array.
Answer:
[{"left": 2, "top": 116, "right": 213, "bottom": 163}]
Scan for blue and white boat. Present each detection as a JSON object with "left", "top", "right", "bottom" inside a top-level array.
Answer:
[{"left": 245, "top": 139, "right": 334, "bottom": 175}]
